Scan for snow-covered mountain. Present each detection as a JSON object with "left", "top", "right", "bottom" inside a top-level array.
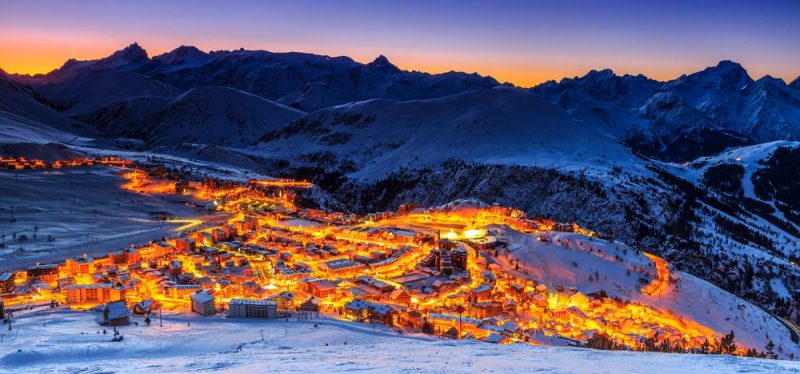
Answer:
[
  {"left": 78, "top": 85, "right": 305, "bottom": 147},
  {"left": 532, "top": 61, "right": 800, "bottom": 161},
  {"left": 135, "top": 46, "right": 502, "bottom": 111},
  {"left": 0, "top": 71, "right": 85, "bottom": 133},
  {"left": 15, "top": 44, "right": 181, "bottom": 116},
  {"left": 737, "top": 76, "right": 800, "bottom": 141},
  {"left": 251, "top": 87, "right": 640, "bottom": 179}
]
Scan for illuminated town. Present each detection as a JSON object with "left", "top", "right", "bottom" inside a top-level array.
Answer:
[{"left": 0, "top": 158, "right": 755, "bottom": 355}]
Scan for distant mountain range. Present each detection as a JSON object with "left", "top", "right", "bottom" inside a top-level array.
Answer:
[
  {"left": 6, "top": 43, "right": 800, "bottom": 163},
  {"left": 2, "top": 43, "right": 800, "bottom": 326}
]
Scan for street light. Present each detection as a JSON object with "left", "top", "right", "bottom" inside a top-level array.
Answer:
[{"left": 455, "top": 305, "right": 465, "bottom": 339}]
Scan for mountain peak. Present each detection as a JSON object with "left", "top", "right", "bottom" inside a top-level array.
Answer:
[
  {"left": 790, "top": 76, "right": 800, "bottom": 90},
  {"left": 584, "top": 68, "right": 616, "bottom": 79},
  {"left": 154, "top": 45, "right": 207, "bottom": 65},
  {"left": 715, "top": 60, "right": 743, "bottom": 70},
  {"left": 681, "top": 59, "right": 752, "bottom": 90},
  {"left": 367, "top": 55, "right": 399, "bottom": 72},
  {"left": 755, "top": 75, "right": 786, "bottom": 85},
  {"left": 113, "top": 42, "right": 149, "bottom": 62}
]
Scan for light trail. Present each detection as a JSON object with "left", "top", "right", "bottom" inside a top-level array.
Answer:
[
  {"left": 641, "top": 253, "right": 670, "bottom": 297},
  {"left": 166, "top": 218, "right": 204, "bottom": 231}
]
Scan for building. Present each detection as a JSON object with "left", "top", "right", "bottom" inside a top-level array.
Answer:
[
  {"left": 26, "top": 264, "right": 59, "bottom": 283},
  {"left": 266, "top": 291, "right": 295, "bottom": 312},
  {"left": 344, "top": 299, "right": 396, "bottom": 324},
  {"left": 356, "top": 276, "right": 395, "bottom": 293},
  {"left": 228, "top": 298, "right": 277, "bottom": 319},
  {"left": 427, "top": 313, "right": 486, "bottom": 338},
  {"left": 133, "top": 299, "right": 157, "bottom": 315},
  {"left": 322, "top": 258, "right": 365, "bottom": 275},
  {"left": 298, "top": 297, "right": 320, "bottom": 312},
  {"left": 65, "top": 284, "right": 123, "bottom": 304},
  {"left": 164, "top": 284, "right": 201, "bottom": 299},
  {"left": 102, "top": 300, "right": 130, "bottom": 326},
  {"left": 307, "top": 279, "right": 337, "bottom": 298},
  {"left": 190, "top": 290, "right": 216, "bottom": 316},
  {"left": 65, "top": 257, "right": 94, "bottom": 275},
  {"left": 0, "top": 272, "right": 15, "bottom": 293}
]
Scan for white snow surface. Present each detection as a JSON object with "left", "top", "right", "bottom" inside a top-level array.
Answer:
[
  {"left": 495, "top": 230, "right": 800, "bottom": 359},
  {"left": 1, "top": 310, "right": 798, "bottom": 373},
  {"left": 248, "top": 87, "right": 646, "bottom": 180}
]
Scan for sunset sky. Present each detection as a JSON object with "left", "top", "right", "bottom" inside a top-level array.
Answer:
[{"left": 1, "top": 0, "right": 798, "bottom": 87}]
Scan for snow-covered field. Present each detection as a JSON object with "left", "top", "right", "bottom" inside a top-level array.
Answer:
[
  {"left": 0, "top": 167, "right": 210, "bottom": 271},
  {"left": 1, "top": 309, "right": 799, "bottom": 373}
]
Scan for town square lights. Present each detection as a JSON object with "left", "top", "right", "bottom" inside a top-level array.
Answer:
[{"left": 0, "top": 157, "right": 751, "bottom": 355}]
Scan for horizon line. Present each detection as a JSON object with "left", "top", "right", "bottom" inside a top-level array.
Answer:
[{"left": 4, "top": 42, "right": 799, "bottom": 88}]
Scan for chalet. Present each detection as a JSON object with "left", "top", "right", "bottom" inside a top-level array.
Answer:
[
  {"left": 168, "top": 261, "right": 183, "bottom": 277},
  {"left": 470, "top": 283, "right": 493, "bottom": 301},
  {"left": 307, "top": 279, "right": 337, "bottom": 298},
  {"left": 266, "top": 291, "right": 295, "bottom": 312},
  {"left": 388, "top": 289, "right": 412, "bottom": 305},
  {"left": 568, "top": 292, "right": 590, "bottom": 309},
  {"left": 294, "top": 298, "right": 317, "bottom": 313},
  {"left": 0, "top": 272, "right": 15, "bottom": 293},
  {"left": 356, "top": 276, "right": 395, "bottom": 293},
  {"left": 102, "top": 301, "right": 130, "bottom": 326},
  {"left": 133, "top": 299, "right": 157, "bottom": 315},
  {"left": 344, "top": 299, "right": 395, "bottom": 324}
]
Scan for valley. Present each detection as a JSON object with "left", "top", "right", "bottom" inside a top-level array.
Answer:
[{"left": 0, "top": 156, "right": 797, "bottom": 364}]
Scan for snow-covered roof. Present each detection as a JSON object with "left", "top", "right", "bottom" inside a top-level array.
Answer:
[
  {"left": 106, "top": 301, "right": 130, "bottom": 319},
  {"left": 191, "top": 291, "right": 214, "bottom": 303}
]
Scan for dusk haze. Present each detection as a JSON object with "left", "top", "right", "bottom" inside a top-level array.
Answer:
[{"left": 2, "top": 0, "right": 799, "bottom": 86}]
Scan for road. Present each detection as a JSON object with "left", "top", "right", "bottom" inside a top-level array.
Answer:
[{"left": 641, "top": 253, "right": 670, "bottom": 297}]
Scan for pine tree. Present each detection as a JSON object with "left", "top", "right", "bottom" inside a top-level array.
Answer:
[
  {"left": 719, "top": 330, "right": 737, "bottom": 355},
  {"left": 765, "top": 339, "right": 777, "bottom": 359}
]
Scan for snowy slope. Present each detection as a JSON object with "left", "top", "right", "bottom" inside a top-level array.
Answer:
[
  {"left": 0, "top": 112, "right": 90, "bottom": 145},
  {"left": 80, "top": 86, "right": 305, "bottom": 147},
  {"left": 251, "top": 87, "right": 643, "bottom": 179},
  {"left": 0, "top": 73, "right": 83, "bottom": 132},
  {"left": 1, "top": 310, "right": 798, "bottom": 373},
  {"left": 35, "top": 68, "right": 181, "bottom": 116},
  {"left": 495, "top": 229, "right": 800, "bottom": 358}
]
